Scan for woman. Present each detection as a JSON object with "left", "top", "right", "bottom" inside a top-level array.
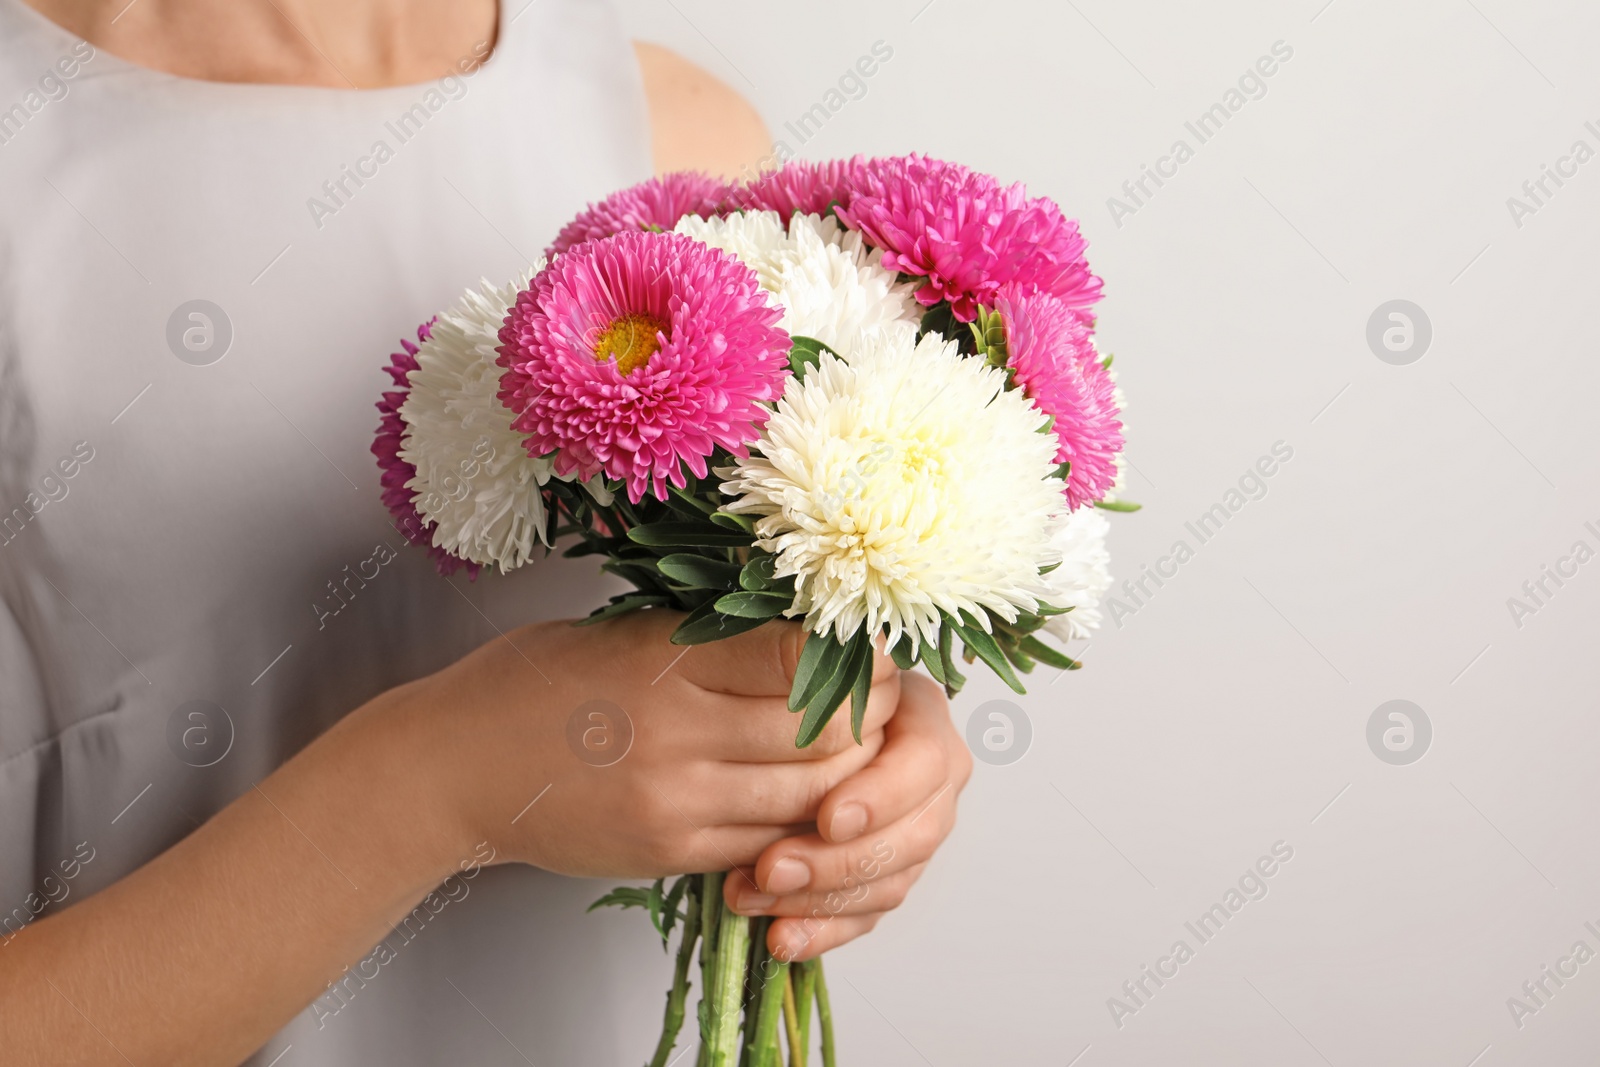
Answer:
[{"left": 0, "top": 1, "right": 971, "bottom": 1063}]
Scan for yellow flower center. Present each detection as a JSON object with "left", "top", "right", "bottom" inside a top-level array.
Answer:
[{"left": 593, "top": 313, "right": 667, "bottom": 376}]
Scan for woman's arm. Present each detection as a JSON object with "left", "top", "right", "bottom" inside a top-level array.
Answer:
[
  {"left": 635, "top": 40, "right": 771, "bottom": 180},
  {"left": 0, "top": 613, "right": 911, "bottom": 1067},
  {"left": 2, "top": 678, "right": 462, "bottom": 1066}
]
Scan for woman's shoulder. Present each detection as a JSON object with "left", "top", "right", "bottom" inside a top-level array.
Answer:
[{"left": 633, "top": 41, "right": 769, "bottom": 181}]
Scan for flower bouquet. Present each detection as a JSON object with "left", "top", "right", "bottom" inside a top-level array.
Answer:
[{"left": 372, "top": 155, "right": 1130, "bottom": 1066}]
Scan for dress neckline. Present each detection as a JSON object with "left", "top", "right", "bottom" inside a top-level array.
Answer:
[{"left": 0, "top": 0, "right": 508, "bottom": 99}]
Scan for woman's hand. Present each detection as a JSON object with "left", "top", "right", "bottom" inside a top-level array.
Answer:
[
  {"left": 721, "top": 671, "right": 971, "bottom": 961},
  {"left": 399, "top": 608, "right": 906, "bottom": 880}
]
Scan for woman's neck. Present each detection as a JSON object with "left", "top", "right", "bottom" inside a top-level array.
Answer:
[{"left": 21, "top": 0, "right": 499, "bottom": 88}]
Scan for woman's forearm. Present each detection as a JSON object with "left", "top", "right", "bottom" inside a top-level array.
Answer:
[{"left": 0, "top": 684, "right": 464, "bottom": 1067}]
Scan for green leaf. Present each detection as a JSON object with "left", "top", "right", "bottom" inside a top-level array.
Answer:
[
  {"left": 587, "top": 886, "right": 654, "bottom": 914},
  {"left": 849, "top": 645, "right": 872, "bottom": 744},
  {"left": 657, "top": 553, "right": 743, "bottom": 589},
  {"left": 995, "top": 611, "right": 1049, "bottom": 638},
  {"left": 788, "top": 335, "right": 839, "bottom": 378},
  {"left": 739, "top": 554, "right": 779, "bottom": 591},
  {"left": 795, "top": 632, "right": 869, "bottom": 748},
  {"left": 574, "top": 594, "right": 670, "bottom": 626},
  {"left": 670, "top": 600, "right": 771, "bottom": 645},
  {"left": 661, "top": 875, "right": 690, "bottom": 948},
  {"left": 935, "top": 621, "right": 967, "bottom": 692},
  {"left": 788, "top": 630, "right": 842, "bottom": 712},
  {"left": 937, "top": 621, "right": 957, "bottom": 685},
  {"left": 1096, "top": 498, "right": 1142, "bottom": 512},
  {"left": 997, "top": 633, "right": 1036, "bottom": 675},
  {"left": 627, "top": 522, "right": 751, "bottom": 548},
  {"left": 647, "top": 877, "right": 665, "bottom": 940},
  {"left": 956, "top": 622, "right": 1026, "bottom": 694},
  {"left": 918, "top": 636, "right": 947, "bottom": 685},
  {"left": 1019, "top": 634, "right": 1081, "bottom": 671},
  {"left": 601, "top": 556, "right": 660, "bottom": 579},
  {"left": 888, "top": 632, "right": 917, "bottom": 671},
  {"left": 714, "top": 591, "right": 792, "bottom": 619},
  {"left": 708, "top": 510, "right": 756, "bottom": 534}
]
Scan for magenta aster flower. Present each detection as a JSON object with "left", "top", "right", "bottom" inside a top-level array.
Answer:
[
  {"left": 729, "top": 156, "right": 867, "bottom": 221},
  {"left": 372, "top": 321, "right": 477, "bottom": 578},
  {"left": 837, "top": 154, "right": 1103, "bottom": 323},
  {"left": 995, "top": 283, "right": 1123, "bottom": 509},
  {"left": 547, "top": 171, "right": 732, "bottom": 257},
  {"left": 498, "top": 231, "right": 790, "bottom": 503}
]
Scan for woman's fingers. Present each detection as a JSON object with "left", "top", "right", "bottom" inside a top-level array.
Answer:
[
  {"left": 705, "top": 671, "right": 902, "bottom": 764},
  {"left": 727, "top": 863, "right": 927, "bottom": 919},
  {"left": 814, "top": 671, "right": 967, "bottom": 844},
  {"left": 663, "top": 735, "right": 885, "bottom": 829},
  {"left": 768, "top": 913, "right": 883, "bottom": 963},
  {"left": 726, "top": 768, "right": 957, "bottom": 911}
]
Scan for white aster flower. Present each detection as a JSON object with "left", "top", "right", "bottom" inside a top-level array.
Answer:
[
  {"left": 721, "top": 330, "right": 1070, "bottom": 652},
  {"left": 1042, "top": 506, "right": 1113, "bottom": 641},
  {"left": 400, "top": 269, "right": 607, "bottom": 572},
  {"left": 674, "top": 209, "right": 918, "bottom": 354}
]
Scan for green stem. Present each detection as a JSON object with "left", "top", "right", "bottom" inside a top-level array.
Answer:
[
  {"left": 648, "top": 878, "right": 702, "bottom": 1067},
  {"left": 782, "top": 967, "right": 803, "bottom": 1067},
  {"left": 697, "top": 873, "right": 724, "bottom": 1067},
  {"left": 741, "top": 918, "right": 769, "bottom": 1066},
  {"left": 750, "top": 956, "right": 788, "bottom": 1067},
  {"left": 793, "top": 962, "right": 814, "bottom": 1067},
  {"left": 708, "top": 901, "right": 750, "bottom": 1066},
  {"left": 813, "top": 960, "right": 835, "bottom": 1067}
]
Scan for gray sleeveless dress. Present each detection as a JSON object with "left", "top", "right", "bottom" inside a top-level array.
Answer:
[{"left": 0, "top": 0, "right": 671, "bottom": 1061}]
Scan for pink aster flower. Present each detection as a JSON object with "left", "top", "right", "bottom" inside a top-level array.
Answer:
[
  {"left": 498, "top": 231, "right": 790, "bottom": 503},
  {"left": 728, "top": 156, "right": 868, "bottom": 221},
  {"left": 372, "top": 321, "right": 477, "bottom": 578},
  {"left": 995, "top": 283, "right": 1123, "bottom": 509},
  {"left": 837, "top": 154, "right": 1103, "bottom": 323},
  {"left": 547, "top": 171, "right": 732, "bottom": 257}
]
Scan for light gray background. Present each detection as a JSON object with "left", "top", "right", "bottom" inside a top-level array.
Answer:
[{"left": 612, "top": 0, "right": 1600, "bottom": 1063}]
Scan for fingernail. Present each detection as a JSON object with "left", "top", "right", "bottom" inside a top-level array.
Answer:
[
  {"left": 829, "top": 802, "right": 868, "bottom": 842},
  {"left": 764, "top": 857, "right": 810, "bottom": 895},
  {"left": 736, "top": 891, "right": 777, "bottom": 914}
]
